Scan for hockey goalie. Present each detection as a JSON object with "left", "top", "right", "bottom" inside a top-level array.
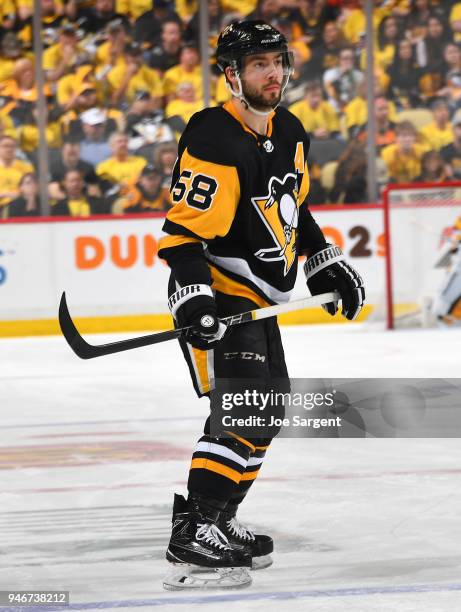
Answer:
[{"left": 432, "top": 216, "right": 461, "bottom": 324}]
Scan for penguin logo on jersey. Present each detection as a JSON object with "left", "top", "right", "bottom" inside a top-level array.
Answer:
[{"left": 251, "top": 173, "right": 299, "bottom": 275}]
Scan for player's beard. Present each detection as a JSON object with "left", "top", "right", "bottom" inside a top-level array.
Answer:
[{"left": 241, "top": 79, "right": 282, "bottom": 111}]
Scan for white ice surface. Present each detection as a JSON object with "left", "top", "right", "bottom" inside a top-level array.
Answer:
[{"left": 1, "top": 323, "right": 461, "bottom": 611}]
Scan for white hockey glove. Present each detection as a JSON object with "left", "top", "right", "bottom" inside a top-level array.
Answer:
[
  {"left": 304, "top": 245, "right": 365, "bottom": 321},
  {"left": 168, "top": 284, "right": 227, "bottom": 349}
]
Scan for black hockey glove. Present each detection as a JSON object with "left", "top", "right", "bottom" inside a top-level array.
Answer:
[
  {"left": 304, "top": 244, "right": 365, "bottom": 321},
  {"left": 168, "top": 284, "right": 227, "bottom": 350}
]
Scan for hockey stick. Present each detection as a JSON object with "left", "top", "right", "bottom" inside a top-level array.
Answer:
[{"left": 59, "top": 290, "right": 340, "bottom": 360}]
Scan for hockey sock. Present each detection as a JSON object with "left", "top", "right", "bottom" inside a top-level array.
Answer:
[
  {"left": 226, "top": 444, "right": 269, "bottom": 512},
  {"left": 188, "top": 434, "right": 252, "bottom": 504}
]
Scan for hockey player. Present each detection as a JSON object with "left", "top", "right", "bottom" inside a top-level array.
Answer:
[
  {"left": 158, "top": 20, "right": 365, "bottom": 589},
  {"left": 432, "top": 216, "right": 461, "bottom": 324}
]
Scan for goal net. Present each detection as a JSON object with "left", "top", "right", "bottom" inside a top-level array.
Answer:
[{"left": 383, "top": 181, "right": 461, "bottom": 329}]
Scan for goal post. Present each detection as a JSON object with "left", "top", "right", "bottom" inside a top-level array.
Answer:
[{"left": 382, "top": 181, "right": 461, "bottom": 329}]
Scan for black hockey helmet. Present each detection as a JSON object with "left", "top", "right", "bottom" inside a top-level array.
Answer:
[{"left": 216, "top": 20, "right": 292, "bottom": 73}]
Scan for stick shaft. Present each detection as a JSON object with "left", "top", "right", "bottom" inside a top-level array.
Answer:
[{"left": 59, "top": 291, "right": 340, "bottom": 360}]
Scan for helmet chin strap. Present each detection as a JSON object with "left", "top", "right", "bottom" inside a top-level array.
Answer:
[
  {"left": 226, "top": 74, "right": 273, "bottom": 117},
  {"left": 226, "top": 68, "right": 293, "bottom": 118}
]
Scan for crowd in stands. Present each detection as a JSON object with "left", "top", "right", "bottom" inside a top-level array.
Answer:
[{"left": 3, "top": 0, "right": 461, "bottom": 216}]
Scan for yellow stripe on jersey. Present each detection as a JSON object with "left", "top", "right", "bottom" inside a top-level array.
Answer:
[
  {"left": 209, "top": 264, "right": 271, "bottom": 310},
  {"left": 165, "top": 147, "right": 240, "bottom": 241},
  {"left": 190, "top": 458, "right": 242, "bottom": 483},
  {"left": 225, "top": 432, "right": 256, "bottom": 453},
  {"left": 240, "top": 469, "right": 260, "bottom": 481},
  {"left": 298, "top": 161, "right": 310, "bottom": 205},
  {"left": 190, "top": 345, "right": 211, "bottom": 394}
]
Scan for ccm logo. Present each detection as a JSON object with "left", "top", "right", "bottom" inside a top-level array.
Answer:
[{"left": 75, "top": 235, "right": 164, "bottom": 269}]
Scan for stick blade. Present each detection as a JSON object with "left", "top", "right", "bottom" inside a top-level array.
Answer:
[{"left": 59, "top": 292, "right": 95, "bottom": 359}]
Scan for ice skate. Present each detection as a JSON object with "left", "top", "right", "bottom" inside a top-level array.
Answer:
[
  {"left": 163, "top": 494, "right": 252, "bottom": 590},
  {"left": 218, "top": 508, "right": 273, "bottom": 570}
]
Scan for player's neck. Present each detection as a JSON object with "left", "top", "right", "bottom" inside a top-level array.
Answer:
[{"left": 231, "top": 98, "right": 269, "bottom": 136}]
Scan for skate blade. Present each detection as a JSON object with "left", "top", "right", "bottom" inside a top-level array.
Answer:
[
  {"left": 163, "top": 564, "right": 252, "bottom": 590},
  {"left": 251, "top": 554, "right": 273, "bottom": 570}
]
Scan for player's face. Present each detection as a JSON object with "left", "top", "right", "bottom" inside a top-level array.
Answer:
[{"left": 241, "top": 52, "right": 284, "bottom": 111}]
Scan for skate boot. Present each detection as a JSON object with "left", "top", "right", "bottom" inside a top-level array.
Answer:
[
  {"left": 218, "top": 507, "right": 273, "bottom": 570},
  {"left": 163, "top": 494, "right": 252, "bottom": 590}
]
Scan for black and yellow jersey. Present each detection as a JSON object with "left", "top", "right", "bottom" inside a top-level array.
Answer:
[{"left": 158, "top": 101, "right": 326, "bottom": 308}]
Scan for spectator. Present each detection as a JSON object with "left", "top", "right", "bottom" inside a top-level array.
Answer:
[
  {"left": 134, "top": 0, "right": 182, "bottom": 50},
  {"left": 153, "top": 141, "right": 177, "bottom": 188},
  {"left": 0, "top": 58, "right": 53, "bottom": 128},
  {"left": 0, "top": 58, "right": 40, "bottom": 105},
  {"left": 0, "top": 32, "right": 28, "bottom": 84},
  {"left": 94, "top": 20, "right": 129, "bottom": 78},
  {"left": 323, "top": 46, "right": 364, "bottom": 111},
  {"left": 288, "top": 0, "right": 326, "bottom": 47},
  {"left": 0, "top": 113, "right": 17, "bottom": 140},
  {"left": 185, "top": 0, "right": 226, "bottom": 56},
  {"left": 96, "top": 131, "right": 146, "bottom": 185},
  {"left": 15, "top": 0, "right": 65, "bottom": 50},
  {"left": 51, "top": 169, "right": 109, "bottom": 216},
  {"left": 330, "top": 140, "right": 368, "bottom": 204},
  {"left": 61, "top": 83, "right": 102, "bottom": 120},
  {"left": 49, "top": 141, "right": 99, "bottom": 198},
  {"left": 78, "top": 108, "right": 114, "bottom": 166},
  {"left": 42, "top": 25, "right": 85, "bottom": 83},
  {"left": 64, "top": 98, "right": 124, "bottom": 142},
  {"left": 338, "top": 0, "right": 366, "bottom": 47},
  {"left": 380, "top": 120, "right": 429, "bottom": 183},
  {"left": 437, "top": 42, "right": 461, "bottom": 106},
  {"left": 125, "top": 91, "right": 175, "bottom": 158},
  {"left": 163, "top": 44, "right": 202, "bottom": 101},
  {"left": 59, "top": 83, "right": 107, "bottom": 135},
  {"left": 405, "top": 0, "right": 445, "bottom": 43},
  {"left": 375, "top": 16, "right": 402, "bottom": 71},
  {"left": 414, "top": 149, "right": 447, "bottom": 182},
  {"left": 449, "top": 2, "right": 461, "bottom": 44},
  {"left": 8, "top": 173, "right": 41, "bottom": 218},
  {"left": 39, "top": 0, "right": 65, "bottom": 44},
  {"left": 307, "top": 21, "right": 345, "bottom": 79},
  {"left": 17, "top": 105, "right": 62, "bottom": 161},
  {"left": 440, "top": 108, "right": 461, "bottom": 178},
  {"left": 56, "top": 56, "right": 98, "bottom": 108},
  {"left": 305, "top": 159, "right": 327, "bottom": 205},
  {"left": 416, "top": 16, "right": 451, "bottom": 101},
  {"left": 107, "top": 42, "right": 163, "bottom": 107},
  {"left": 147, "top": 19, "right": 183, "bottom": 73},
  {"left": 420, "top": 99, "right": 454, "bottom": 150},
  {"left": 387, "top": 38, "right": 423, "bottom": 109},
  {"left": 115, "top": 163, "right": 171, "bottom": 213},
  {"left": 415, "top": 15, "right": 451, "bottom": 69},
  {"left": 246, "top": 0, "right": 280, "bottom": 24},
  {"left": 77, "top": 0, "right": 130, "bottom": 35},
  {"left": 0, "top": 134, "right": 34, "bottom": 212},
  {"left": 116, "top": 0, "right": 153, "bottom": 21},
  {"left": 289, "top": 80, "right": 340, "bottom": 139},
  {"left": 165, "top": 82, "right": 204, "bottom": 131},
  {"left": 357, "top": 95, "right": 397, "bottom": 152},
  {"left": 0, "top": 1, "right": 17, "bottom": 36}
]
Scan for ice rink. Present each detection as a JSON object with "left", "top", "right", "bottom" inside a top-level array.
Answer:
[{"left": 1, "top": 323, "right": 461, "bottom": 611}]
